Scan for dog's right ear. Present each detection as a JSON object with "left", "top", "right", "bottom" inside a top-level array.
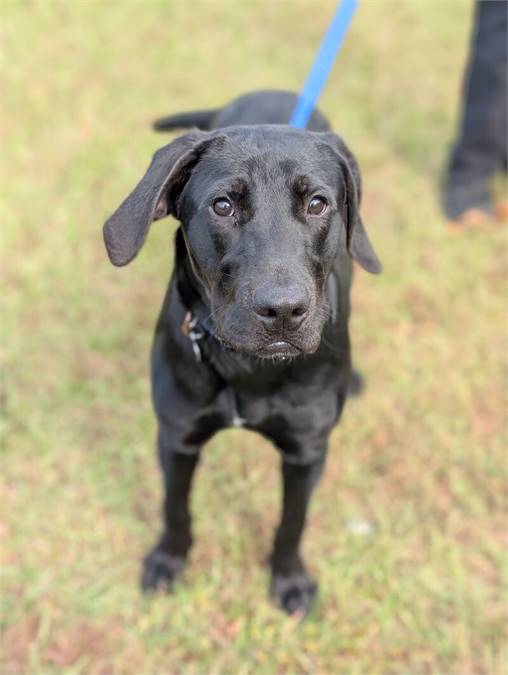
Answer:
[
  {"left": 318, "top": 132, "right": 382, "bottom": 275},
  {"left": 103, "top": 131, "right": 216, "bottom": 266}
]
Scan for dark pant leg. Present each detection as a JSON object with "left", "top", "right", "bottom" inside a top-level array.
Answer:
[{"left": 444, "top": 0, "right": 507, "bottom": 217}]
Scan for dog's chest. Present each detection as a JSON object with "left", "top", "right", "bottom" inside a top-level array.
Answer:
[{"left": 216, "top": 373, "right": 339, "bottom": 438}]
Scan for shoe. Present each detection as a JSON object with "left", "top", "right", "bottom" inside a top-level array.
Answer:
[
  {"left": 446, "top": 208, "right": 491, "bottom": 231},
  {"left": 442, "top": 172, "right": 498, "bottom": 230},
  {"left": 495, "top": 199, "right": 508, "bottom": 221},
  {"left": 443, "top": 176, "right": 493, "bottom": 217}
]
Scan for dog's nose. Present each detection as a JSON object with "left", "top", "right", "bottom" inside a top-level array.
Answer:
[{"left": 252, "top": 285, "right": 309, "bottom": 329}]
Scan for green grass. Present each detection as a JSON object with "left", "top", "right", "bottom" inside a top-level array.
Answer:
[{"left": 2, "top": 1, "right": 507, "bottom": 673}]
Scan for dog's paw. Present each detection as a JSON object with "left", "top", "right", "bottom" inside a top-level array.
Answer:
[
  {"left": 270, "top": 571, "right": 318, "bottom": 617},
  {"left": 140, "top": 548, "right": 186, "bottom": 593}
]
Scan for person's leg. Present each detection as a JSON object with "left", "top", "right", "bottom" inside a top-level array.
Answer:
[{"left": 443, "top": 0, "right": 507, "bottom": 222}]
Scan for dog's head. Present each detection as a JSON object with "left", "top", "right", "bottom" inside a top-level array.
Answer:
[{"left": 104, "top": 126, "right": 381, "bottom": 358}]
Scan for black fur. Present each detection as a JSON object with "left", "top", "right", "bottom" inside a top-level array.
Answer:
[
  {"left": 103, "top": 90, "right": 381, "bottom": 616},
  {"left": 152, "top": 89, "right": 330, "bottom": 133}
]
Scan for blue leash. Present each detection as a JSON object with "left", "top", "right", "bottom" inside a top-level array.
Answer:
[{"left": 290, "top": 0, "right": 358, "bottom": 128}]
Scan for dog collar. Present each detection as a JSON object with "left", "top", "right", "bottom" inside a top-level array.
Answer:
[
  {"left": 181, "top": 311, "right": 207, "bottom": 362},
  {"left": 180, "top": 311, "right": 245, "bottom": 427}
]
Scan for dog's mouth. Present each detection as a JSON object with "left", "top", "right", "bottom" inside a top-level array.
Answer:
[
  {"left": 257, "top": 340, "right": 302, "bottom": 359},
  {"left": 215, "top": 329, "right": 319, "bottom": 361}
]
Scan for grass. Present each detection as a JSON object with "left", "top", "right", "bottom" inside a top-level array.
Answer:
[{"left": 1, "top": 0, "right": 507, "bottom": 673}]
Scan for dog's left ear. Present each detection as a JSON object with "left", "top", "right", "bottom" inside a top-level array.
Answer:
[
  {"left": 319, "top": 133, "right": 382, "bottom": 274},
  {"left": 103, "top": 131, "right": 223, "bottom": 267}
]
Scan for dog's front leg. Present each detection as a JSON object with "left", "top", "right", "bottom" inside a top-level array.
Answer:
[
  {"left": 269, "top": 454, "right": 326, "bottom": 616},
  {"left": 141, "top": 427, "right": 201, "bottom": 593}
]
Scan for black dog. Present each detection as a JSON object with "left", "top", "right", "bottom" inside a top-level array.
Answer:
[{"left": 103, "top": 90, "right": 381, "bottom": 616}]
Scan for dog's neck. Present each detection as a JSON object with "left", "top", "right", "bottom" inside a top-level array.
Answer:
[{"left": 174, "top": 229, "right": 215, "bottom": 332}]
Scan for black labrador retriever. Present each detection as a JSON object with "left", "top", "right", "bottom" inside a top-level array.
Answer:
[{"left": 103, "top": 90, "right": 381, "bottom": 616}]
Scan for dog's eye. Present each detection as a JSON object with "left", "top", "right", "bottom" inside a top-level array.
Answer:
[
  {"left": 307, "top": 196, "right": 328, "bottom": 216},
  {"left": 212, "top": 198, "right": 234, "bottom": 217}
]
